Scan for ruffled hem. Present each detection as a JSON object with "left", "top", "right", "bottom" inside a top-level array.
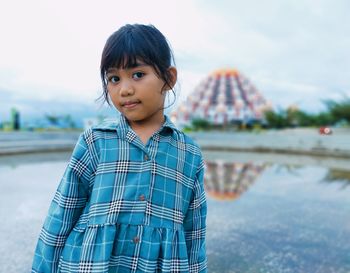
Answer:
[{"left": 58, "top": 222, "right": 190, "bottom": 273}]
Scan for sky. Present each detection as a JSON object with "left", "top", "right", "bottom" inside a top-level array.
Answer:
[{"left": 0, "top": 0, "right": 349, "bottom": 122}]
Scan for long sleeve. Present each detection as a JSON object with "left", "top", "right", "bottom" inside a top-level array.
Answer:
[
  {"left": 32, "top": 133, "right": 92, "bottom": 273},
  {"left": 183, "top": 158, "right": 207, "bottom": 273}
]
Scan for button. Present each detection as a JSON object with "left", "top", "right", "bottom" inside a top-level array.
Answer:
[
  {"left": 139, "top": 194, "right": 145, "bottom": 201},
  {"left": 133, "top": 236, "right": 140, "bottom": 244},
  {"left": 144, "top": 154, "right": 149, "bottom": 161}
]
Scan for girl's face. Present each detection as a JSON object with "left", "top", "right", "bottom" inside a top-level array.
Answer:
[{"left": 106, "top": 61, "right": 176, "bottom": 128}]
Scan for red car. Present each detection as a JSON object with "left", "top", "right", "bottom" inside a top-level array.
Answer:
[{"left": 319, "top": 126, "right": 333, "bottom": 135}]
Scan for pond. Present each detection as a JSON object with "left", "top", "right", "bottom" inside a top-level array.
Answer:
[{"left": 0, "top": 152, "right": 349, "bottom": 273}]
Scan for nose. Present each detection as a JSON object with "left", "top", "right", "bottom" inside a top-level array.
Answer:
[{"left": 120, "top": 80, "right": 134, "bottom": 96}]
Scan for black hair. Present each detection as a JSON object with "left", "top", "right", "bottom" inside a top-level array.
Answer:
[{"left": 99, "top": 24, "right": 176, "bottom": 106}]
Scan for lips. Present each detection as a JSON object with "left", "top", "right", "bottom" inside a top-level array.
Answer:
[{"left": 122, "top": 100, "right": 141, "bottom": 109}]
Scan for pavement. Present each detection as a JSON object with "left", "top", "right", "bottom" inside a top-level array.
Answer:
[
  {"left": 0, "top": 131, "right": 80, "bottom": 155},
  {"left": 0, "top": 128, "right": 349, "bottom": 158},
  {"left": 188, "top": 128, "right": 350, "bottom": 159}
]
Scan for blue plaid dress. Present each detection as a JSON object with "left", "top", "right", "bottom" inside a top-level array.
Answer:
[{"left": 32, "top": 115, "right": 207, "bottom": 273}]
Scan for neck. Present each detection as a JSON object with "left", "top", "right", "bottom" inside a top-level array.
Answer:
[
  {"left": 128, "top": 114, "right": 166, "bottom": 144},
  {"left": 129, "top": 115, "right": 165, "bottom": 131}
]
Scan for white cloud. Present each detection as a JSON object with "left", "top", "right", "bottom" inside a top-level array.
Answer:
[{"left": 0, "top": 0, "right": 349, "bottom": 114}]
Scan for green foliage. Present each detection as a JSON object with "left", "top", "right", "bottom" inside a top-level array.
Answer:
[
  {"left": 264, "top": 110, "right": 288, "bottom": 128},
  {"left": 313, "top": 112, "right": 335, "bottom": 126},
  {"left": 45, "top": 114, "right": 60, "bottom": 126},
  {"left": 293, "top": 111, "right": 313, "bottom": 126},
  {"left": 191, "top": 118, "right": 211, "bottom": 131},
  {"left": 264, "top": 103, "right": 344, "bottom": 129},
  {"left": 323, "top": 96, "right": 350, "bottom": 123},
  {"left": 63, "top": 114, "right": 76, "bottom": 128},
  {"left": 182, "top": 126, "right": 193, "bottom": 133},
  {"left": 45, "top": 114, "right": 76, "bottom": 128}
]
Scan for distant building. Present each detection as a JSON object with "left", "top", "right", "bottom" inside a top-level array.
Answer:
[
  {"left": 11, "top": 108, "right": 20, "bottom": 130},
  {"left": 171, "top": 68, "right": 272, "bottom": 127}
]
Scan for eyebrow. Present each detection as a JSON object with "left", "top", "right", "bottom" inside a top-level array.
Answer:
[{"left": 107, "top": 63, "right": 148, "bottom": 73}]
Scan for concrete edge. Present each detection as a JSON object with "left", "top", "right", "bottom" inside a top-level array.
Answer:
[
  {"left": 1, "top": 144, "right": 350, "bottom": 159},
  {"left": 199, "top": 145, "right": 350, "bottom": 159}
]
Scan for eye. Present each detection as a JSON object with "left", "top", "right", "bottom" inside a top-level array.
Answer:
[
  {"left": 108, "top": 75, "right": 119, "bottom": 83},
  {"left": 132, "top": 72, "right": 145, "bottom": 79}
]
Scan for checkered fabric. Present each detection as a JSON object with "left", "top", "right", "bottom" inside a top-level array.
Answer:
[{"left": 32, "top": 115, "right": 207, "bottom": 273}]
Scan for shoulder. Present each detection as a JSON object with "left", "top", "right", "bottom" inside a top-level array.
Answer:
[
  {"left": 163, "top": 115, "right": 200, "bottom": 152},
  {"left": 180, "top": 133, "right": 206, "bottom": 175},
  {"left": 182, "top": 131, "right": 201, "bottom": 151},
  {"left": 91, "top": 118, "right": 119, "bottom": 132},
  {"left": 77, "top": 119, "right": 120, "bottom": 151},
  {"left": 82, "top": 119, "right": 119, "bottom": 138},
  {"left": 172, "top": 129, "right": 203, "bottom": 159}
]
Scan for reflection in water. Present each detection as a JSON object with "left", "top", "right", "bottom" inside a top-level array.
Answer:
[
  {"left": 271, "top": 164, "right": 350, "bottom": 190},
  {"left": 205, "top": 162, "right": 350, "bottom": 273},
  {"left": 1, "top": 155, "right": 350, "bottom": 273},
  {"left": 204, "top": 161, "right": 266, "bottom": 201},
  {"left": 274, "top": 163, "right": 303, "bottom": 176},
  {"left": 267, "top": 163, "right": 350, "bottom": 190},
  {"left": 322, "top": 169, "right": 350, "bottom": 189}
]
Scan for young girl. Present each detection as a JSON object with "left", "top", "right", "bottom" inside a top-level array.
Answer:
[{"left": 32, "top": 24, "right": 207, "bottom": 273}]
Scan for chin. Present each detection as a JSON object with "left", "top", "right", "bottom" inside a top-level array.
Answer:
[{"left": 124, "top": 114, "right": 145, "bottom": 122}]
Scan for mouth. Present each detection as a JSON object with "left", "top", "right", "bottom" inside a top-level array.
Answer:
[{"left": 122, "top": 100, "right": 141, "bottom": 109}]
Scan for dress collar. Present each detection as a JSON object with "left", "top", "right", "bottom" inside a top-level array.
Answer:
[{"left": 116, "top": 114, "right": 178, "bottom": 139}]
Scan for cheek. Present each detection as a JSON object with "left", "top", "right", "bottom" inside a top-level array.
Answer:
[
  {"left": 107, "top": 90, "right": 120, "bottom": 107},
  {"left": 107, "top": 87, "right": 118, "bottom": 99}
]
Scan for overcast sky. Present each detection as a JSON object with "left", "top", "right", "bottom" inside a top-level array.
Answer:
[{"left": 0, "top": 0, "right": 349, "bottom": 120}]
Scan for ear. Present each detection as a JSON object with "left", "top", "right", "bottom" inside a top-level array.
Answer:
[{"left": 164, "top": 66, "right": 177, "bottom": 91}]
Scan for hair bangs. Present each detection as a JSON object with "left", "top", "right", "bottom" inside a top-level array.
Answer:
[{"left": 102, "top": 36, "right": 156, "bottom": 74}]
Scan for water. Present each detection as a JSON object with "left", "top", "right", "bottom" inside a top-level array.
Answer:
[
  {"left": 0, "top": 152, "right": 349, "bottom": 273},
  {"left": 205, "top": 160, "right": 350, "bottom": 273}
]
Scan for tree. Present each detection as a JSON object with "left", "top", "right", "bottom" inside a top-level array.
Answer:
[
  {"left": 191, "top": 118, "right": 211, "bottom": 130},
  {"left": 45, "top": 114, "right": 60, "bottom": 126},
  {"left": 63, "top": 114, "right": 76, "bottom": 128},
  {"left": 324, "top": 96, "right": 350, "bottom": 124},
  {"left": 264, "top": 110, "right": 288, "bottom": 128}
]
